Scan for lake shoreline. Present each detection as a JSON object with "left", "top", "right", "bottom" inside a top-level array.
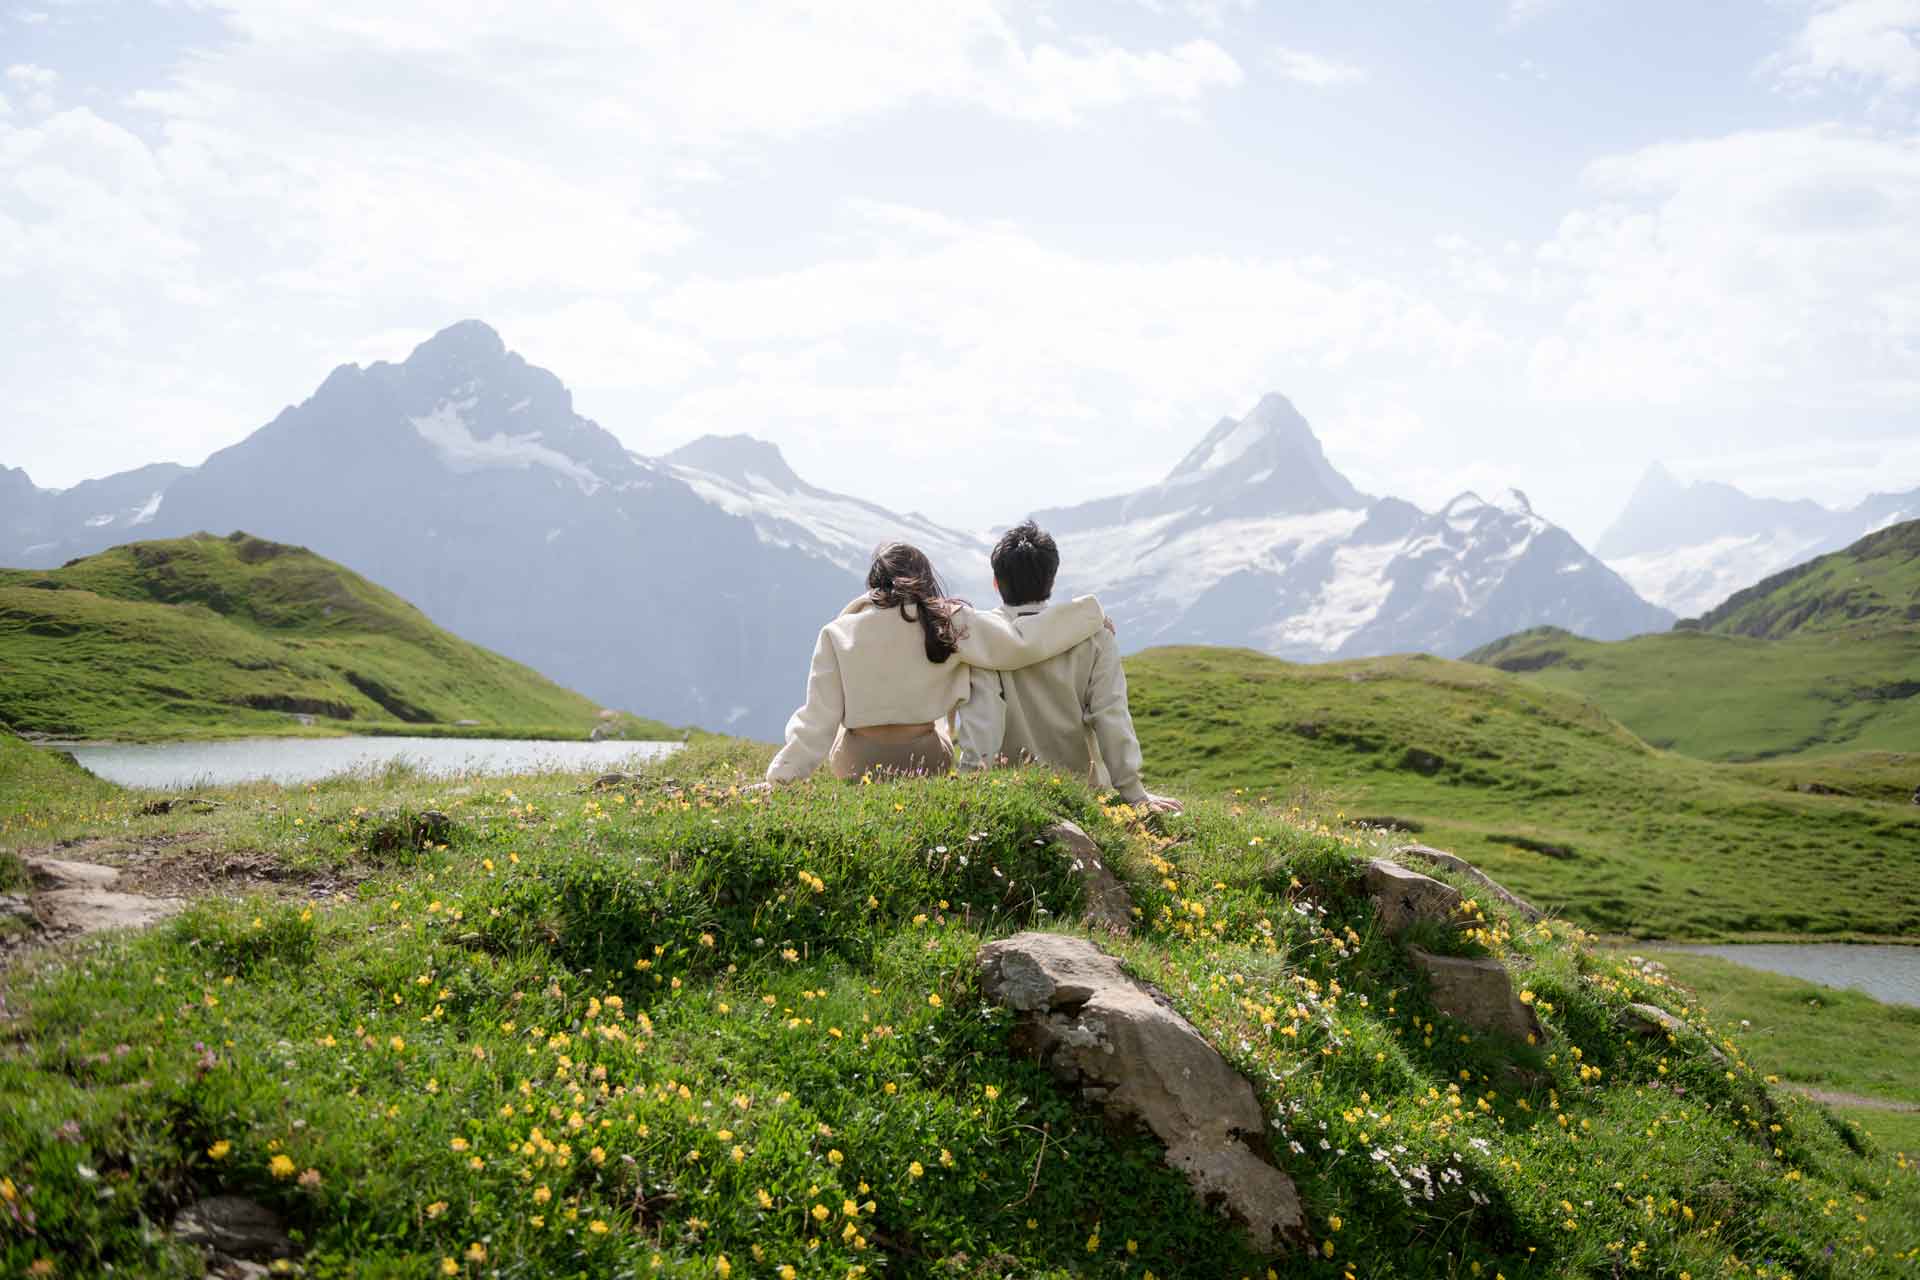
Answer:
[
  {"left": 61, "top": 735, "right": 686, "bottom": 790},
  {"left": 1634, "top": 940, "right": 1920, "bottom": 1010}
]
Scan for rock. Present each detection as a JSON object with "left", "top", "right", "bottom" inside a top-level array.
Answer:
[
  {"left": 1617, "top": 1002, "right": 1726, "bottom": 1063},
  {"left": 1618, "top": 1002, "right": 1683, "bottom": 1038},
  {"left": 209, "top": 1261, "right": 273, "bottom": 1280},
  {"left": 1393, "top": 844, "right": 1542, "bottom": 921},
  {"left": 1043, "top": 821, "right": 1134, "bottom": 935},
  {"left": 0, "top": 893, "right": 34, "bottom": 926},
  {"left": 1364, "top": 859, "right": 1462, "bottom": 935},
  {"left": 23, "top": 857, "right": 182, "bottom": 936},
  {"left": 592, "top": 771, "right": 642, "bottom": 789},
  {"left": 28, "top": 858, "right": 121, "bottom": 891},
  {"left": 1408, "top": 947, "right": 1544, "bottom": 1045},
  {"left": 979, "top": 932, "right": 1304, "bottom": 1252},
  {"left": 38, "top": 890, "right": 181, "bottom": 935},
  {"left": 173, "top": 1196, "right": 293, "bottom": 1260}
]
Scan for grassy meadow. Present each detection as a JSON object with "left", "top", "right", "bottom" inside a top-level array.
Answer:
[
  {"left": 1463, "top": 519, "right": 1920, "bottom": 764},
  {"left": 1462, "top": 627, "right": 1920, "bottom": 763},
  {"left": 0, "top": 532, "right": 674, "bottom": 742},
  {"left": 1, "top": 733, "right": 1914, "bottom": 1277},
  {"left": 1123, "top": 647, "right": 1920, "bottom": 941}
]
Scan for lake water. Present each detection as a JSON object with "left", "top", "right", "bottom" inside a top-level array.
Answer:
[
  {"left": 1661, "top": 943, "right": 1920, "bottom": 1009},
  {"left": 63, "top": 737, "right": 683, "bottom": 789}
]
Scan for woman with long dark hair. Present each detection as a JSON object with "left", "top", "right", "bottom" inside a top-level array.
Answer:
[{"left": 765, "top": 541, "right": 1109, "bottom": 783}]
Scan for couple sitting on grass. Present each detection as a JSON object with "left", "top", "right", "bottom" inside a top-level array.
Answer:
[{"left": 764, "top": 521, "right": 1182, "bottom": 814}]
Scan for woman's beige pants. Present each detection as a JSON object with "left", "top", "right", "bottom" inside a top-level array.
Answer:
[{"left": 828, "top": 724, "right": 954, "bottom": 780}]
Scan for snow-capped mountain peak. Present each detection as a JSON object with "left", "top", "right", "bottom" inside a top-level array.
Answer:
[
  {"left": 662, "top": 435, "right": 991, "bottom": 596},
  {"left": 1031, "top": 401, "right": 1667, "bottom": 659},
  {"left": 1443, "top": 489, "right": 1538, "bottom": 523},
  {"left": 1167, "top": 393, "right": 1317, "bottom": 479},
  {"left": 665, "top": 435, "right": 808, "bottom": 493},
  {"left": 1598, "top": 461, "right": 1920, "bottom": 617}
]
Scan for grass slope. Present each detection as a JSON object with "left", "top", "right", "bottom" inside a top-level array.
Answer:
[
  {"left": 1618, "top": 945, "right": 1920, "bottom": 1186},
  {"left": 1125, "top": 647, "right": 1920, "bottom": 940},
  {"left": 0, "top": 532, "right": 672, "bottom": 741},
  {"left": 1, "top": 738, "right": 1914, "bottom": 1277},
  {"left": 1464, "top": 519, "right": 1920, "bottom": 764},
  {"left": 1687, "top": 518, "right": 1920, "bottom": 639},
  {"left": 1463, "top": 627, "right": 1920, "bottom": 762}
]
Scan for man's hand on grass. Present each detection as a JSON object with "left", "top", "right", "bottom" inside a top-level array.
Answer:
[{"left": 1141, "top": 792, "right": 1183, "bottom": 815}]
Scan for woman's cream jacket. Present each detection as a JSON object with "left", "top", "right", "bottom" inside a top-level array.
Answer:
[{"left": 765, "top": 593, "right": 1106, "bottom": 783}]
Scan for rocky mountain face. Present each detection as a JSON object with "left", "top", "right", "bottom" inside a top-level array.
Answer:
[
  {"left": 3, "top": 324, "right": 1674, "bottom": 736},
  {"left": 1033, "top": 395, "right": 1671, "bottom": 660},
  {"left": 2, "top": 322, "right": 857, "bottom": 736},
  {"left": 1598, "top": 462, "right": 1920, "bottom": 619}
]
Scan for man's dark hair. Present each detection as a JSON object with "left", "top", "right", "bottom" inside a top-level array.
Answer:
[{"left": 991, "top": 521, "right": 1060, "bottom": 607}]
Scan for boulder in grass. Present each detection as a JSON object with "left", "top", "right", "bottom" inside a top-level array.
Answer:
[
  {"left": 978, "top": 931, "right": 1305, "bottom": 1253},
  {"left": 1364, "top": 859, "right": 1463, "bottom": 935},
  {"left": 173, "top": 1196, "right": 293, "bottom": 1260},
  {"left": 1043, "top": 820, "right": 1134, "bottom": 935},
  {"left": 1394, "top": 843, "right": 1543, "bottom": 921},
  {"left": 1408, "top": 946, "right": 1544, "bottom": 1046}
]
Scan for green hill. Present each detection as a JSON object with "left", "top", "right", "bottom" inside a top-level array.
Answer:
[
  {"left": 2, "top": 738, "right": 1915, "bottom": 1276},
  {"left": 1461, "top": 521, "right": 1920, "bottom": 763},
  {"left": 1463, "top": 625, "right": 1920, "bottom": 762},
  {"left": 0, "top": 532, "right": 658, "bottom": 740},
  {"left": 1125, "top": 646, "right": 1920, "bottom": 940},
  {"left": 1685, "top": 517, "right": 1920, "bottom": 638}
]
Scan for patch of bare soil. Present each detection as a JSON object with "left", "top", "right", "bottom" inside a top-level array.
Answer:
[
  {"left": 0, "top": 836, "right": 360, "bottom": 968},
  {"left": 1784, "top": 1085, "right": 1920, "bottom": 1113}
]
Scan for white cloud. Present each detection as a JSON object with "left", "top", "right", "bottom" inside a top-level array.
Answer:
[
  {"left": 1530, "top": 126, "right": 1920, "bottom": 405},
  {"left": 4, "top": 62, "right": 56, "bottom": 112},
  {"left": 0, "top": 0, "right": 1252, "bottom": 499},
  {"left": 1134, "top": 0, "right": 1257, "bottom": 30},
  {"left": 638, "top": 204, "right": 1502, "bottom": 519},
  {"left": 1504, "top": 0, "right": 1561, "bottom": 25},
  {"left": 1269, "top": 46, "right": 1365, "bottom": 87},
  {"left": 1772, "top": 0, "right": 1920, "bottom": 94}
]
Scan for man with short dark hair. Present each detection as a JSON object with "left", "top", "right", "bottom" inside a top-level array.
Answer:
[{"left": 955, "top": 521, "right": 1182, "bottom": 814}]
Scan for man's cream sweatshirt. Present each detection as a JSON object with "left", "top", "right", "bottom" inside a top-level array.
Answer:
[
  {"left": 765, "top": 593, "right": 1107, "bottom": 783},
  {"left": 952, "top": 603, "right": 1148, "bottom": 803}
]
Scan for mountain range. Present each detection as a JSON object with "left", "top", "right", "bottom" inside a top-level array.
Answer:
[
  {"left": 1597, "top": 462, "right": 1920, "bottom": 619},
  {"left": 0, "top": 321, "right": 1701, "bottom": 736}
]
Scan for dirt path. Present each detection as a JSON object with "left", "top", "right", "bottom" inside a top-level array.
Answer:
[
  {"left": 2, "top": 836, "right": 357, "bottom": 965},
  {"left": 1783, "top": 1085, "right": 1919, "bottom": 1113}
]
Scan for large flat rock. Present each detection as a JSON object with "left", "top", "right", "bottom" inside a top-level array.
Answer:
[
  {"left": 980, "top": 931, "right": 1304, "bottom": 1253},
  {"left": 1408, "top": 946, "right": 1544, "bottom": 1045}
]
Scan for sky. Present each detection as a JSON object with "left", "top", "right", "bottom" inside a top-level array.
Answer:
[{"left": 3, "top": 0, "right": 1920, "bottom": 545}]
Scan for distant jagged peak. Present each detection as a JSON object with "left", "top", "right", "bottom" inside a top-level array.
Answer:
[
  {"left": 1156, "top": 391, "right": 1366, "bottom": 514},
  {"left": 1442, "top": 488, "right": 1536, "bottom": 520},
  {"left": 408, "top": 318, "right": 508, "bottom": 362},
  {"left": 1166, "top": 392, "right": 1320, "bottom": 482},
  {"left": 1630, "top": 460, "right": 1684, "bottom": 498},
  {"left": 664, "top": 434, "right": 806, "bottom": 493}
]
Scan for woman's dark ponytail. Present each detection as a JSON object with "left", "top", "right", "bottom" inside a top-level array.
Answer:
[{"left": 865, "top": 542, "right": 966, "bottom": 663}]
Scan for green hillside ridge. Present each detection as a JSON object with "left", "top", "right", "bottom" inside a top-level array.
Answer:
[
  {"left": 1462, "top": 626, "right": 1920, "bottom": 763},
  {"left": 1124, "top": 647, "right": 1920, "bottom": 940},
  {"left": 1462, "top": 520, "right": 1920, "bottom": 764},
  {"left": 1, "top": 735, "right": 1915, "bottom": 1276},
  {"left": 0, "top": 532, "right": 676, "bottom": 741},
  {"left": 1684, "top": 518, "right": 1920, "bottom": 639}
]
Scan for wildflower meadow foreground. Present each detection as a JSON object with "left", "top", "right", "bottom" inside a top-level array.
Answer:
[{"left": 0, "top": 736, "right": 1914, "bottom": 1278}]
